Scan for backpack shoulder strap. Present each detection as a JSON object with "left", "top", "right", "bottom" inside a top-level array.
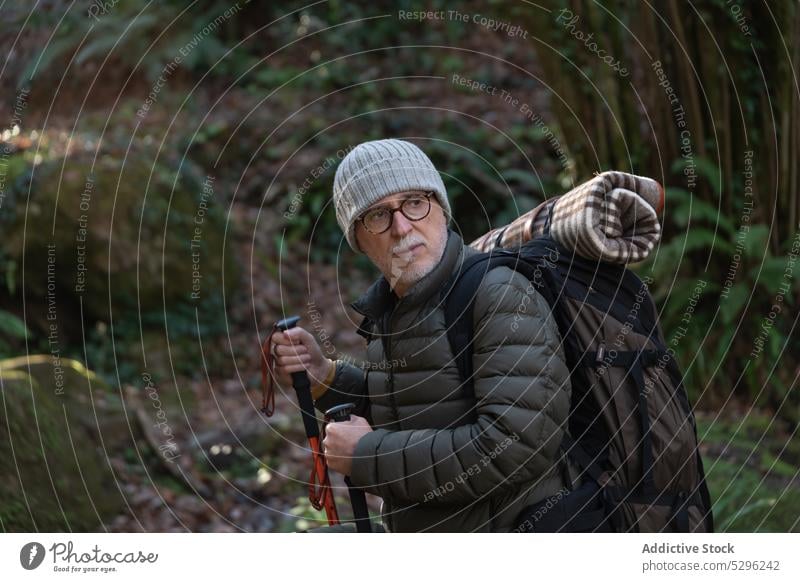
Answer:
[
  {"left": 443, "top": 248, "right": 535, "bottom": 399},
  {"left": 442, "top": 253, "right": 488, "bottom": 394}
]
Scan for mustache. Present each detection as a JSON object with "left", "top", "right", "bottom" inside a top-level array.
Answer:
[{"left": 391, "top": 236, "right": 425, "bottom": 255}]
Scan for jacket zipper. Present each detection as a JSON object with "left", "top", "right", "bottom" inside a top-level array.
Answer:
[{"left": 380, "top": 309, "right": 401, "bottom": 430}]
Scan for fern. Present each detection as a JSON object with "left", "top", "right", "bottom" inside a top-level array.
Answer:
[{"left": 0, "top": 310, "right": 29, "bottom": 340}]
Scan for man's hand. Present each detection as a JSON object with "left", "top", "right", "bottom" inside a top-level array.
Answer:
[
  {"left": 271, "top": 326, "right": 333, "bottom": 389},
  {"left": 323, "top": 415, "right": 373, "bottom": 476}
]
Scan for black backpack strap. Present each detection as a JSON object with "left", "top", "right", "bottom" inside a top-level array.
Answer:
[
  {"left": 442, "top": 249, "right": 536, "bottom": 400},
  {"left": 560, "top": 432, "right": 606, "bottom": 485},
  {"left": 442, "top": 253, "right": 491, "bottom": 397},
  {"left": 661, "top": 354, "right": 715, "bottom": 532},
  {"left": 694, "top": 449, "right": 715, "bottom": 532}
]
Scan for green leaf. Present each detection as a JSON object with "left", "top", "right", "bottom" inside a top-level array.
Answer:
[
  {"left": 76, "top": 34, "right": 125, "bottom": 66},
  {"left": 674, "top": 198, "right": 735, "bottom": 234},
  {"left": 713, "top": 323, "right": 737, "bottom": 367},
  {"left": 660, "top": 279, "right": 715, "bottom": 325},
  {"left": 665, "top": 187, "right": 691, "bottom": 202},
  {"left": 77, "top": 13, "right": 160, "bottom": 65},
  {"left": 694, "top": 158, "right": 723, "bottom": 198},
  {"left": 760, "top": 452, "right": 797, "bottom": 479},
  {"left": 741, "top": 224, "right": 770, "bottom": 258},
  {"left": 0, "top": 310, "right": 30, "bottom": 340},
  {"left": 719, "top": 498, "right": 777, "bottom": 532},
  {"left": 719, "top": 283, "right": 749, "bottom": 324},
  {"left": 4, "top": 258, "right": 18, "bottom": 294},
  {"left": 500, "top": 169, "right": 544, "bottom": 192},
  {"left": 750, "top": 257, "right": 789, "bottom": 295},
  {"left": 671, "top": 157, "right": 722, "bottom": 197},
  {"left": 669, "top": 227, "right": 734, "bottom": 255},
  {"left": 18, "top": 35, "right": 80, "bottom": 87}
]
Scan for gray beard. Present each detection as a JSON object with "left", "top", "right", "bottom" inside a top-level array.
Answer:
[{"left": 386, "top": 228, "right": 447, "bottom": 291}]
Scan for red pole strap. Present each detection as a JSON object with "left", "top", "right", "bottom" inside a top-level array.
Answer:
[
  {"left": 260, "top": 328, "right": 278, "bottom": 416},
  {"left": 308, "top": 435, "right": 340, "bottom": 524}
]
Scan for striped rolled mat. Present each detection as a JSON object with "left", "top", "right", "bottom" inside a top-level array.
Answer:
[{"left": 469, "top": 171, "right": 665, "bottom": 264}]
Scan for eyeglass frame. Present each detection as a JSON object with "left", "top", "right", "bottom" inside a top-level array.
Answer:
[{"left": 356, "top": 191, "right": 435, "bottom": 235}]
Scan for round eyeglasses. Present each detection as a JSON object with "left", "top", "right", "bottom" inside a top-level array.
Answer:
[{"left": 357, "top": 192, "right": 434, "bottom": 235}]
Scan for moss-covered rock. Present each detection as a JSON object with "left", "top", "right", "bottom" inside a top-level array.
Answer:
[
  {"left": 3, "top": 139, "right": 237, "bottom": 383},
  {"left": 6, "top": 148, "right": 236, "bottom": 324},
  {"left": 0, "top": 355, "right": 134, "bottom": 532}
]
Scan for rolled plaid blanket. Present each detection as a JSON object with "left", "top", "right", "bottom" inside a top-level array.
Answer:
[{"left": 469, "top": 171, "right": 664, "bottom": 264}]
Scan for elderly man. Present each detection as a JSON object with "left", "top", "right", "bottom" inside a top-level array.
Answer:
[{"left": 272, "top": 138, "right": 571, "bottom": 532}]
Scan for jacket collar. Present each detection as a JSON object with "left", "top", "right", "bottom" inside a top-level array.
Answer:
[{"left": 350, "top": 228, "right": 466, "bottom": 321}]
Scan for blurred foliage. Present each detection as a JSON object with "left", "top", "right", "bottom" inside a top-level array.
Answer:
[
  {"left": 510, "top": 0, "right": 800, "bottom": 245},
  {"left": 8, "top": 0, "right": 246, "bottom": 88},
  {"left": 280, "top": 495, "right": 329, "bottom": 533},
  {"left": 698, "top": 413, "right": 800, "bottom": 532},
  {"left": 502, "top": 0, "right": 800, "bottom": 426}
]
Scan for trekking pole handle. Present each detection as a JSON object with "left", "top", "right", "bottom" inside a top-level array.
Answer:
[
  {"left": 275, "top": 315, "right": 301, "bottom": 331},
  {"left": 324, "top": 402, "right": 372, "bottom": 533},
  {"left": 324, "top": 402, "right": 356, "bottom": 423},
  {"left": 276, "top": 315, "right": 306, "bottom": 385},
  {"left": 275, "top": 315, "right": 317, "bottom": 436},
  {"left": 276, "top": 315, "right": 311, "bottom": 385}
]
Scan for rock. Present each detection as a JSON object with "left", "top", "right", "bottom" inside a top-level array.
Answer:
[
  {"left": 0, "top": 355, "right": 135, "bottom": 531},
  {"left": 6, "top": 149, "right": 236, "bottom": 328}
]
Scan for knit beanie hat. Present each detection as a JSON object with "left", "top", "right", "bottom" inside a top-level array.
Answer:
[{"left": 333, "top": 139, "right": 451, "bottom": 252}]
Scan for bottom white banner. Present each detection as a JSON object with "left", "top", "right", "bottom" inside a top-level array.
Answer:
[{"left": 1, "top": 533, "right": 797, "bottom": 581}]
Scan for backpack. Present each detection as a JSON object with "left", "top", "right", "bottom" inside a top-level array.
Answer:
[{"left": 440, "top": 236, "right": 714, "bottom": 533}]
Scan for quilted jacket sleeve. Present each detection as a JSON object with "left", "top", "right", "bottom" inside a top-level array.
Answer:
[
  {"left": 349, "top": 266, "right": 571, "bottom": 505},
  {"left": 313, "top": 360, "right": 368, "bottom": 415}
]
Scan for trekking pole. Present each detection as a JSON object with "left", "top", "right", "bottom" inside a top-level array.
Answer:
[
  {"left": 324, "top": 403, "right": 372, "bottom": 532},
  {"left": 261, "top": 315, "right": 340, "bottom": 525}
]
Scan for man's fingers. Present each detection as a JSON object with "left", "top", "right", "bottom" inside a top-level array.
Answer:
[
  {"left": 272, "top": 331, "right": 299, "bottom": 345},
  {"left": 272, "top": 328, "right": 315, "bottom": 348},
  {"left": 282, "top": 362, "right": 312, "bottom": 374},
  {"left": 322, "top": 426, "right": 339, "bottom": 452},
  {"left": 273, "top": 343, "right": 309, "bottom": 357},
  {"left": 277, "top": 354, "right": 312, "bottom": 367},
  {"left": 283, "top": 327, "right": 315, "bottom": 348}
]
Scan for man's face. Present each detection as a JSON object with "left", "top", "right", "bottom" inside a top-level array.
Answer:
[{"left": 354, "top": 190, "right": 448, "bottom": 296}]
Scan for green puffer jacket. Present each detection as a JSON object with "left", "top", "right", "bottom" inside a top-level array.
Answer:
[{"left": 314, "top": 228, "right": 572, "bottom": 532}]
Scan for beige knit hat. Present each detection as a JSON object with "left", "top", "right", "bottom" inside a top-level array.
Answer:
[{"left": 333, "top": 139, "right": 451, "bottom": 252}]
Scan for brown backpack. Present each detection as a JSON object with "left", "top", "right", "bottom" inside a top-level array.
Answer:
[{"left": 442, "top": 236, "right": 714, "bottom": 532}]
